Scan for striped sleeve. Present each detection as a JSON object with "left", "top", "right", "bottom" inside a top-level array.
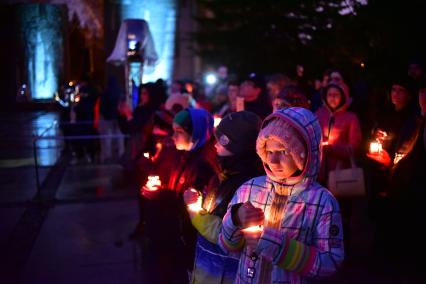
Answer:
[
  {"left": 256, "top": 195, "right": 344, "bottom": 278},
  {"left": 218, "top": 206, "right": 245, "bottom": 252},
  {"left": 256, "top": 228, "right": 316, "bottom": 274}
]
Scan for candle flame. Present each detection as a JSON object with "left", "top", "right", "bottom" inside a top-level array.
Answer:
[
  {"left": 213, "top": 116, "right": 222, "bottom": 128},
  {"left": 144, "top": 175, "right": 161, "bottom": 191},
  {"left": 143, "top": 152, "right": 150, "bottom": 159},
  {"left": 393, "top": 153, "right": 405, "bottom": 164},
  {"left": 241, "top": 225, "right": 263, "bottom": 233}
]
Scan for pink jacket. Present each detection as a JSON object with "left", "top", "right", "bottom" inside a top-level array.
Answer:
[{"left": 315, "top": 82, "right": 362, "bottom": 184}]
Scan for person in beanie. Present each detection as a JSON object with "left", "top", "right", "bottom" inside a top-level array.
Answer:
[
  {"left": 218, "top": 107, "right": 344, "bottom": 283},
  {"left": 239, "top": 73, "right": 272, "bottom": 119},
  {"left": 366, "top": 75, "right": 424, "bottom": 273},
  {"left": 183, "top": 111, "right": 264, "bottom": 283},
  {"left": 366, "top": 74, "right": 420, "bottom": 262}
]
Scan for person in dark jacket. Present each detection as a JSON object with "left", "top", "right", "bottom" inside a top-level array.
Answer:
[
  {"left": 118, "top": 83, "right": 158, "bottom": 166},
  {"left": 183, "top": 111, "right": 264, "bottom": 283},
  {"left": 141, "top": 108, "right": 219, "bottom": 284},
  {"left": 366, "top": 74, "right": 420, "bottom": 264},
  {"left": 369, "top": 78, "right": 426, "bottom": 274},
  {"left": 238, "top": 73, "right": 272, "bottom": 119}
]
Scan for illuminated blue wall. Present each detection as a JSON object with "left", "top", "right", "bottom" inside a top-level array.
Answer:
[
  {"left": 118, "top": 0, "right": 176, "bottom": 83},
  {"left": 18, "top": 4, "right": 65, "bottom": 100}
]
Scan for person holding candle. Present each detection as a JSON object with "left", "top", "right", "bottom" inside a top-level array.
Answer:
[
  {"left": 365, "top": 74, "right": 420, "bottom": 261},
  {"left": 167, "top": 108, "right": 220, "bottom": 279},
  {"left": 315, "top": 80, "right": 362, "bottom": 252},
  {"left": 183, "top": 111, "right": 264, "bottom": 283},
  {"left": 370, "top": 78, "right": 426, "bottom": 273},
  {"left": 219, "top": 107, "right": 344, "bottom": 283}
]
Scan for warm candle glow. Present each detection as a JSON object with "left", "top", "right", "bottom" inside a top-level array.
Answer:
[
  {"left": 145, "top": 175, "right": 161, "bottom": 191},
  {"left": 393, "top": 153, "right": 405, "bottom": 164},
  {"left": 369, "top": 141, "right": 382, "bottom": 154},
  {"left": 213, "top": 116, "right": 222, "bottom": 128},
  {"left": 187, "top": 188, "right": 203, "bottom": 212},
  {"left": 241, "top": 225, "right": 263, "bottom": 234}
]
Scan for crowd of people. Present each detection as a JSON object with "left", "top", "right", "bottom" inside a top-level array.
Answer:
[{"left": 57, "top": 62, "right": 425, "bottom": 283}]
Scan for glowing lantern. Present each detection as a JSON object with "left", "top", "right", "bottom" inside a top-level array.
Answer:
[
  {"left": 187, "top": 188, "right": 203, "bottom": 212},
  {"left": 369, "top": 141, "right": 382, "bottom": 154}
]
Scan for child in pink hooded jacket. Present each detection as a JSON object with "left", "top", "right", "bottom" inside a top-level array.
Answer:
[{"left": 219, "top": 107, "right": 344, "bottom": 283}]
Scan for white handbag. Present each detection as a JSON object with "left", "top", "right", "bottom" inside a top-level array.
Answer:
[{"left": 328, "top": 157, "right": 366, "bottom": 198}]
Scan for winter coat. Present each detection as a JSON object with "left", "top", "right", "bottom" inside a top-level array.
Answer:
[
  {"left": 190, "top": 153, "right": 264, "bottom": 284},
  {"left": 167, "top": 108, "right": 220, "bottom": 271},
  {"left": 315, "top": 86, "right": 362, "bottom": 184},
  {"left": 219, "top": 108, "right": 344, "bottom": 283}
]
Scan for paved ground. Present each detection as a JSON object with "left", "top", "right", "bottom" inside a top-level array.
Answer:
[{"left": 0, "top": 110, "right": 423, "bottom": 284}]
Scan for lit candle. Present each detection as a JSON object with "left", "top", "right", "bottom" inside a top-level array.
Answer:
[
  {"left": 393, "top": 153, "right": 405, "bottom": 164},
  {"left": 369, "top": 141, "right": 382, "bottom": 154},
  {"left": 144, "top": 175, "right": 161, "bottom": 191},
  {"left": 241, "top": 225, "right": 263, "bottom": 234},
  {"left": 213, "top": 116, "right": 222, "bottom": 128},
  {"left": 187, "top": 188, "right": 203, "bottom": 212},
  {"left": 143, "top": 152, "right": 150, "bottom": 159}
]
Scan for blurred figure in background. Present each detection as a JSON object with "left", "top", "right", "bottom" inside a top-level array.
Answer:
[
  {"left": 272, "top": 85, "right": 310, "bottom": 112},
  {"left": 98, "top": 75, "right": 125, "bottom": 163}
]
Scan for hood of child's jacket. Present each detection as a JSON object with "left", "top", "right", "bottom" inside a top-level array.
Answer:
[
  {"left": 188, "top": 108, "right": 214, "bottom": 151},
  {"left": 259, "top": 107, "right": 322, "bottom": 182}
]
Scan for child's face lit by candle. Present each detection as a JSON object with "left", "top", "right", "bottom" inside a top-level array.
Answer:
[
  {"left": 265, "top": 140, "right": 298, "bottom": 179},
  {"left": 172, "top": 124, "right": 192, "bottom": 151}
]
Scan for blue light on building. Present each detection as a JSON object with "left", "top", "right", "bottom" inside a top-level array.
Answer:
[
  {"left": 18, "top": 4, "right": 65, "bottom": 100},
  {"left": 118, "top": 0, "right": 176, "bottom": 83}
]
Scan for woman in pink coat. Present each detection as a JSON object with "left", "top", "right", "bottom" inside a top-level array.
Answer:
[
  {"left": 315, "top": 80, "right": 362, "bottom": 251},
  {"left": 316, "top": 81, "right": 362, "bottom": 183}
]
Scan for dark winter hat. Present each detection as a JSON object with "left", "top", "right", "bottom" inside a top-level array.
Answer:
[
  {"left": 390, "top": 73, "right": 417, "bottom": 96},
  {"left": 173, "top": 109, "right": 193, "bottom": 134},
  {"left": 214, "top": 111, "right": 261, "bottom": 155},
  {"left": 244, "top": 73, "right": 266, "bottom": 90}
]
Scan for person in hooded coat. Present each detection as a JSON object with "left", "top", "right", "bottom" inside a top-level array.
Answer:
[
  {"left": 315, "top": 80, "right": 362, "bottom": 252},
  {"left": 218, "top": 107, "right": 344, "bottom": 283},
  {"left": 183, "top": 111, "right": 264, "bottom": 283}
]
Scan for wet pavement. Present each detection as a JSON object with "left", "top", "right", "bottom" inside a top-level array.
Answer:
[
  {"left": 0, "top": 111, "right": 142, "bottom": 284},
  {"left": 0, "top": 110, "right": 423, "bottom": 284}
]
